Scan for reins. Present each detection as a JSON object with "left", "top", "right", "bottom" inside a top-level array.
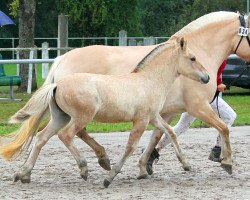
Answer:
[
  {"left": 210, "top": 14, "right": 250, "bottom": 119},
  {"left": 229, "top": 14, "right": 250, "bottom": 90}
]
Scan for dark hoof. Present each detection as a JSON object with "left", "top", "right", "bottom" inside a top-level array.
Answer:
[
  {"left": 98, "top": 158, "right": 111, "bottom": 171},
  {"left": 81, "top": 174, "right": 88, "bottom": 181},
  {"left": 221, "top": 164, "right": 232, "bottom": 175},
  {"left": 137, "top": 174, "right": 148, "bottom": 180},
  {"left": 145, "top": 148, "right": 160, "bottom": 175},
  {"left": 208, "top": 146, "right": 221, "bottom": 163},
  {"left": 103, "top": 179, "right": 111, "bottom": 188},
  {"left": 20, "top": 178, "right": 31, "bottom": 184},
  {"left": 183, "top": 165, "right": 191, "bottom": 171},
  {"left": 13, "top": 173, "right": 30, "bottom": 183},
  {"left": 13, "top": 173, "right": 20, "bottom": 182}
]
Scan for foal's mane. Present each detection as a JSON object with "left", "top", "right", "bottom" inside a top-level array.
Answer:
[
  {"left": 133, "top": 42, "right": 175, "bottom": 73},
  {"left": 172, "top": 11, "right": 239, "bottom": 38}
]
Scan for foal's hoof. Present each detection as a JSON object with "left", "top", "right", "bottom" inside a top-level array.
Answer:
[
  {"left": 13, "top": 173, "right": 31, "bottom": 183},
  {"left": 221, "top": 164, "right": 232, "bottom": 175},
  {"left": 137, "top": 174, "right": 148, "bottom": 180},
  {"left": 80, "top": 168, "right": 88, "bottom": 181},
  {"left": 98, "top": 157, "right": 111, "bottom": 171},
  {"left": 183, "top": 165, "right": 191, "bottom": 171},
  {"left": 103, "top": 179, "right": 111, "bottom": 188}
]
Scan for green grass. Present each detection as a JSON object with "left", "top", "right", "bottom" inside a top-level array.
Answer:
[{"left": 0, "top": 64, "right": 250, "bottom": 135}]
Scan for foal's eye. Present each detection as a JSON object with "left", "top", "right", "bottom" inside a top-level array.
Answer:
[{"left": 190, "top": 57, "right": 196, "bottom": 61}]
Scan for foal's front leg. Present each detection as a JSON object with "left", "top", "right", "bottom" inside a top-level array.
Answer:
[
  {"left": 103, "top": 119, "right": 149, "bottom": 188},
  {"left": 150, "top": 115, "right": 191, "bottom": 171}
]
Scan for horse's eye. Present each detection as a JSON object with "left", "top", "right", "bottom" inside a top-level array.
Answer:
[{"left": 190, "top": 57, "right": 196, "bottom": 61}]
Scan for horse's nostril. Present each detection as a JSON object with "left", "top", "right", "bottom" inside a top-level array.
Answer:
[{"left": 201, "top": 74, "right": 210, "bottom": 84}]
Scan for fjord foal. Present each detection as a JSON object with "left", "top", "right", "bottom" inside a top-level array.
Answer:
[
  {"left": 2, "top": 11, "right": 250, "bottom": 175},
  {"left": 6, "top": 39, "right": 209, "bottom": 186}
]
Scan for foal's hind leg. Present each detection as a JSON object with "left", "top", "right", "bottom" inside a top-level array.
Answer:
[
  {"left": 76, "top": 129, "right": 111, "bottom": 170},
  {"left": 58, "top": 118, "right": 92, "bottom": 180},
  {"left": 13, "top": 102, "right": 69, "bottom": 183},
  {"left": 103, "top": 118, "right": 149, "bottom": 188}
]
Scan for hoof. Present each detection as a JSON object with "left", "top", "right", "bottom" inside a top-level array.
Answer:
[
  {"left": 13, "top": 173, "right": 31, "bottom": 183},
  {"left": 137, "top": 174, "right": 148, "bottom": 180},
  {"left": 208, "top": 146, "right": 221, "bottom": 163},
  {"left": 81, "top": 174, "right": 88, "bottom": 181},
  {"left": 221, "top": 163, "right": 232, "bottom": 175},
  {"left": 103, "top": 179, "right": 111, "bottom": 188},
  {"left": 98, "top": 157, "right": 111, "bottom": 171},
  {"left": 80, "top": 168, "right": 88, "bottom": 181},
  {"left": 13, "top": 173, "right": 20, "bottom": 182},
  {"left": 183, "top": 165, "right": 191, "bottom": 171}
]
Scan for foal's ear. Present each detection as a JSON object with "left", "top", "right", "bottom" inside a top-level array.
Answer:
[{"left": 178, "top": 37, "right": 187, "bottom": 51}]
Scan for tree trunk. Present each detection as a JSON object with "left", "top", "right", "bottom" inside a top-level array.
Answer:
[{"left": 18, "top": 0, "right": 37, "bottom": 91}]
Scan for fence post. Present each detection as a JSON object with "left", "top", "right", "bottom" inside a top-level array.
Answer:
[
  {"left": 119, "top": 30, "right": 127, "bottom": 46},
  {"left": 42, "top": 42, "right": 49, "bottom": 79},
  {"left": 27, "top": 49, "right": 37, "bottom": 94},
  {"left": 143, "top": 37, "right": 155, "bottom": 45},
  {"left": 58, "top": 14, "right": 68, "bottom": 56},
  {"left": 128, "top": 39, "right": 137, "bottom": 46},
  {"left": 16, "top": 50, "right": 20, "bottom": 75}
]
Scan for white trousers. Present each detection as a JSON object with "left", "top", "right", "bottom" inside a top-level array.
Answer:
[{"left": 157, "top": 96, "right": 237, "bottom": 151}]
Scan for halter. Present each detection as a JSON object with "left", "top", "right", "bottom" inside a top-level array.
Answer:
[{"left": 234, "top": 15, "right": 250, "bottom": 55}]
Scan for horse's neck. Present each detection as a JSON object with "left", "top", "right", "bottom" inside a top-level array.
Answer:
[
  {"left": 139, "top": 53, "right": 178, "bottom": 89},
  {"left": 170, "top": 15, "right": 238, "bottom": 73}
]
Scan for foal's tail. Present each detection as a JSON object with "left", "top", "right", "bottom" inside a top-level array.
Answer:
[{"left": 0, "top": 56, "right": 63, "bottom": 161}]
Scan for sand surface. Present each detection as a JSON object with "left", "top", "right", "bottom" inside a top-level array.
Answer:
[{"left": 0, "top": 126, "right": 249, "bottom": 200}]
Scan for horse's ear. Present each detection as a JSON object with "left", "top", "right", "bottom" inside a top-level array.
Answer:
[{"left": 178, "top": 37, "right": 187, "bottom": 51}]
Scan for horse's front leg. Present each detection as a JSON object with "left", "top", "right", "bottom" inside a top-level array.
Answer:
[
  {"left": 150, "top": 115, "right": 191, "bottom": 171},
  {"left": 139, "top": 114, "right": 174, "bottom": 176},
  {"left": 103, "top": 118, "right": 149, "bottom": 188},
  {"left": 76, "top": 128, "right": 111, "bottom": 171},
  {"left": 188, "top": 103, "right": 233, "bottom": 174}
]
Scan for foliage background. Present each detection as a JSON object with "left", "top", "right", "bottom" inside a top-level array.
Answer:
[{"left": 0, "top": 0, "right": 247, "bottom": 40}]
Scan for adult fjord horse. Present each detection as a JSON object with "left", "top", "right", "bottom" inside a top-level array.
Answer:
[
  {"left": 7, "top": 39, "right": 208, "bottom": 187},
  {"left": 1, "top": 11, "right": 250, "bottom": 175}
]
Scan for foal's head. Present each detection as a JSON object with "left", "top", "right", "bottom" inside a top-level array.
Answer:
[{"left": 177, "top": 37, "right": 210, "bottom": 84}]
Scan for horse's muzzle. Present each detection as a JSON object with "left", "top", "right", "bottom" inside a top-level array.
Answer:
[{"left": 200, "top": 73, "right": 210, "bottom": 84}]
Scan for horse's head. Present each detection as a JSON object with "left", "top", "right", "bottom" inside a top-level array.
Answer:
[
  {"left": 177, "top": 37, "right": 210, "bottom": 84},
  {"left": 232, "top": 13, "right": 250, "bottom": 62}
]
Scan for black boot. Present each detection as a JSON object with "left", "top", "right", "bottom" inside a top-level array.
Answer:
[
  {"left": 208, "top": 146, "right": 221, "bottom": 162},
  {"left": 146, "top": 148, "right": 160, "bottom": 175}
]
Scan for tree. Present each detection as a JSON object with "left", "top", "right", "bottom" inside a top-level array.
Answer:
[{"left": 10, "top": 0, "right": 37, "bottom": 91}]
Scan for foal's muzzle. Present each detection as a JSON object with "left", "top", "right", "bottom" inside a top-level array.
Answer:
[{"left": 200, "top": 73, "right": 210, "bottom": 84}]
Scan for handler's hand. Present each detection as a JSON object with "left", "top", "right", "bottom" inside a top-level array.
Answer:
[{"left": 217, "top": 83, "right": 226, "bottom": 92}]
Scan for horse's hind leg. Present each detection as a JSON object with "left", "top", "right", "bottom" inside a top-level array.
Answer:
[
  {"left": 58, "top": 118, "right": 92, "bottom": 180},
  {"left": 103, "top": 118, "right": 149, "bottom": 188},
  {"left": 13, "top": 112, "right": 69, "bottom": 183},
  {"left": 76, "top": 129, "right": 111, "bottom": 171}
]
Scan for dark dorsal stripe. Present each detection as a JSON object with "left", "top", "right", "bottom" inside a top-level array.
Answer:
[{"left": 133, "top": 42, "right": 173, "bottom": 73}]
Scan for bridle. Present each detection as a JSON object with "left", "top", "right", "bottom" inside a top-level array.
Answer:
[{"left": 234, "top": 14, "right": 250, "bottom": 57}]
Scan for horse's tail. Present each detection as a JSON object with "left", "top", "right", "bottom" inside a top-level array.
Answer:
[
  {"left": 9, "top": 84, "right": 57, "bottom": 123},
  {"left": 0, "top": 58, "right": 64, "bottom": 161},
  {"left": 0, "top": 83, "right": 57, "bottom": 160}
]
